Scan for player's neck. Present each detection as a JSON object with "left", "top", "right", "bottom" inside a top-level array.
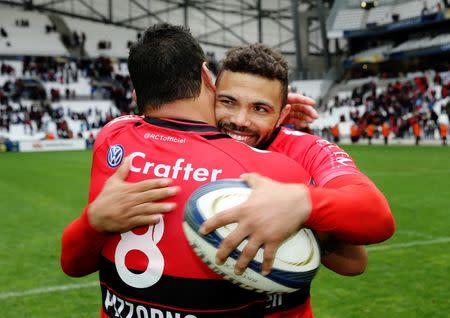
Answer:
[{"left": 144, "top": 85, "right": 216, "bottom": 125}]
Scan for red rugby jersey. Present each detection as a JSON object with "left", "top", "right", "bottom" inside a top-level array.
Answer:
[
  {"left": 61, "top": 116, "right": 311, "bottom": 318},
  {"left": 265, "top": 127, "right": 394, "bottom": 245},
  {"left": 265, "top": 127, "right": 361, "bottom": 186},
  {"left": 263, "top": 127, "right": 394, "bottom": 318}
]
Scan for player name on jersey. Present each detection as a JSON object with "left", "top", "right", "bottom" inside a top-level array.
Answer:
[
  {"left": 104, "top": 289, "right": 198, "bottom": 318},
  {"left": 129, "top": 152, "right": 223, "bottom": 182}
]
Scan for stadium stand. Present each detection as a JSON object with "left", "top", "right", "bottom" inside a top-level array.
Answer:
[
  {"left": 392, "top": 1, "right": 423, "bottom": 20},
  {"left": 366, "top": 5, "right": 393, "bottom": 26},
  {"left": 290, "top": 79, "right": 333, "bottom": 100},
  {"left": 328, "top": 0, "right": 449, "bottom": 34},
  {"left": 390, "top": 36, "right": 433, "bottom": 53},
  {"left": 428, "top": 32, "right": 450, "bottom": 46},
  {"left": 63, "top": 17, "right": 139, "bottom": 59},
  {"left": 310, "top": 69, "right": 450, "bottom": 144},
  {"left": 349, "top": 44, "right": 393, "bottom": 63},
  {"left": 0, "top": 6, "right": 67, "bottom": 56},
  {"left": 0, "top": 0, "right": 449, "bottom": 149},
  {"left": 331, "top": 9, "right": 365, "bottom": 31}
]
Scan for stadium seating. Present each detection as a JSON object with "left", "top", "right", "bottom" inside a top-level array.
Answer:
[
  {"left": 0, "top": 98, "right": 119, "bottom": 141},
  {"left": 328, "top": 0, "right": 447, "bottom": 33},
  {"left": 392, "top": 1, "right": 423, "bottom": 21},
  {"left": 290, "top": 79, "right": 333, "bottom": 100},
  {"left": 42, "top": 77, "right": 92, "bottom": 97},
  {"left": 348, "top": 32, "right": 450, "bottom": 63},
  {"left": 391, "top": 37, "right": 433, "bottom": 53},
  {"left": 429, "top": 33, "right": 450, "bottom": 47},
  {"left": 0, "top": 2, "right": 448, "bottom": 146},
  {"left": 331, "top": 9, "right": 365, "bottom": 31},
  {"left": 366, "top": 6, "right": 393, "bottom": 26},
  {"left": 0, "top": 5, "right": 67, "bottom": 56},
  {"left": 349, "top": 44, "right": 393, "bottom": 62},
  {"left": 311, "top": 69, "right": 450, "bottom": 141},
  {"left": 63, "top": 17, "right": 139, "bottom": 58}
]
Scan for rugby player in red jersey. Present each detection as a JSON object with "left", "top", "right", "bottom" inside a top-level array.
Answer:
[
  {"left": 61, "top": 24, "right": 314, "bottom": 318},
  {"left": 62, "top": 27, "right": 389, "bottom": 317},
  {"left": 199, "top": 44, "right": 395, "bottom": 318},
  {"left": 72, "top": 42, "right": 394, "bottom": 317}
]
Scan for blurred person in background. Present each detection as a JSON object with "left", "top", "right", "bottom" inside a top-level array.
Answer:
[
  {"left": 412, "top": 118, "right": 421, "bottom": 145},
  {"left": 366, "top": 122, "right": 375, "bottom": 145},
  {"left": 350, "top": 123, "right": 360, "bottom": 144},
  {"left": 439, "top": 122, "right": 448, "bottom": 145},
  {"left": 382, "top": 121, "right": 390, "bottom": 145},
  {"left": 330, "top": 124, "right": 340, "bottom": 143}
]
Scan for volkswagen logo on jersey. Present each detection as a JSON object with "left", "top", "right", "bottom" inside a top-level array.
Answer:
[{"left": 107, "top": 144, "right": 124, "bottom": 168}]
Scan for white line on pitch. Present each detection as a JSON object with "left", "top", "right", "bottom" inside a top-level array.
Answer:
[
  {"left": 367, "top": 237, "right": 450, "bottom": 251},
  {"left": 0, "top": 281, "right": 98, "bottom": 300},
  {"left": 1, "top": 237, "right": 449, "bottom": 300},
  {"left": 396, "top": 229, "right": 434, "bottom": 239}
]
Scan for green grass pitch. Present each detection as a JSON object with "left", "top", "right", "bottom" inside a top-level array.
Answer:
[{"left": 0, "top": 146, "right": 449, "bottom": 317}]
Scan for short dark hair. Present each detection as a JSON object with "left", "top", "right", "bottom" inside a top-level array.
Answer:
[
  {"left": 128, "top": 23, "right": 206, "bottom": 113},
  {"left": 219, "top": 43, "right": 289, "bottom": 107}
]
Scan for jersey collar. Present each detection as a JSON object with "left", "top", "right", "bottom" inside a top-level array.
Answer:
[
  {"left": 258, "top": 127, "right": 282, "bottom": 150},
  {"left": 144, "top": 117, "right": 220, "bottom": 132}
]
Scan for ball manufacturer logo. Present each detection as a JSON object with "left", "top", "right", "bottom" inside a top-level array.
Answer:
[{"left": 107, "top": 144, "right": 124, "bottom": 168}]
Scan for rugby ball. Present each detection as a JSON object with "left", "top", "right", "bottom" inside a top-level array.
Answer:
[{"left": 183, "top": 179, "right": 321, "bottom": 294}]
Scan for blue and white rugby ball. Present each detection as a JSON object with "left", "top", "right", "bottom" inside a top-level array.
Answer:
[{"left": 183, "top": 179, "right": 321, "bottom": 294}]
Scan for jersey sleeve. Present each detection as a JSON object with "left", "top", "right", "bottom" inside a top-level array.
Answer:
[
  {"left": 60, "top": 116, "right": 137, "bottom": 277},
  {"left": 60, "top": 140, "right": 111, "bottom": 277},
  {"left": 300, "top": 138, "right": 362, "bottom": 186},
  {"left": 270, "top": 129, "right": 362, "bottom": 186},
  {"left": 305, "top": 174, "right": 395, "bottom": 244},
  {"left": 269, "top": 129, "right": 394, "bottom": 244},
  {"left": 60, "top": 206, "right": 108, "bottom": 277}
]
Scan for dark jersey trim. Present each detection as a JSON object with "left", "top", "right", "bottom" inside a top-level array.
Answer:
[
  {"left": 263, "top": 287, "right": 310, "bottom": 314},
  {"left": 144, "top": 117, "right": 219, "bottom": 132},
  {"left": 201, "top": 133, "right": 232, "bottom": 140},
  {"left": 99, "top": 256, "right": 266, "bottom": 312},
  {"left": 101, "top": 285, "right": 265, "bottom": 318},
  {"left": 99, "top": 256, "right": 310, "bottom": 317}
]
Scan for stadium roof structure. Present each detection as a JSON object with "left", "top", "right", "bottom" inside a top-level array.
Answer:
[
  {"left": 0, "top": 0, "right": 336, "bottom": 79},
  {"left": 0, "top": 0, "right": 324, "bottom": 52}
]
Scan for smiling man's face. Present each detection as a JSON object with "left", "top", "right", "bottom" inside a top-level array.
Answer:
[{"left": 215, "top": 70, "right": 290, "bottom": 147}]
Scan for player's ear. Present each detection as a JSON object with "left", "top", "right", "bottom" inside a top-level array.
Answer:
[
  {"left": 132, "top": 89, "right": 137, "bottom": 103},
  {"left": 201, "top": 62, "right": 216, "bottom": 93},
  {"left": 276, "top": 104, "right": 291, "bottom": 127}
]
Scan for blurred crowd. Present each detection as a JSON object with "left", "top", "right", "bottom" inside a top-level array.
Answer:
[
  {"left": 1, "top": 56, "right": 449, "bottom": 144},
  {"left": 0, "top": 98, "right": 118, "bottom": 139},
  {"left": 314, "top": 70, "right": 450, "bottom": 145}
]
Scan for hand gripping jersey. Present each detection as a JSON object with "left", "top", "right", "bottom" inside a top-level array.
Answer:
[
  {"left": 262, "top": 127, "right": 394, "bottom": 318},
  {"left": 62, "top": 116, "right": 311, "bottom": 318}
]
